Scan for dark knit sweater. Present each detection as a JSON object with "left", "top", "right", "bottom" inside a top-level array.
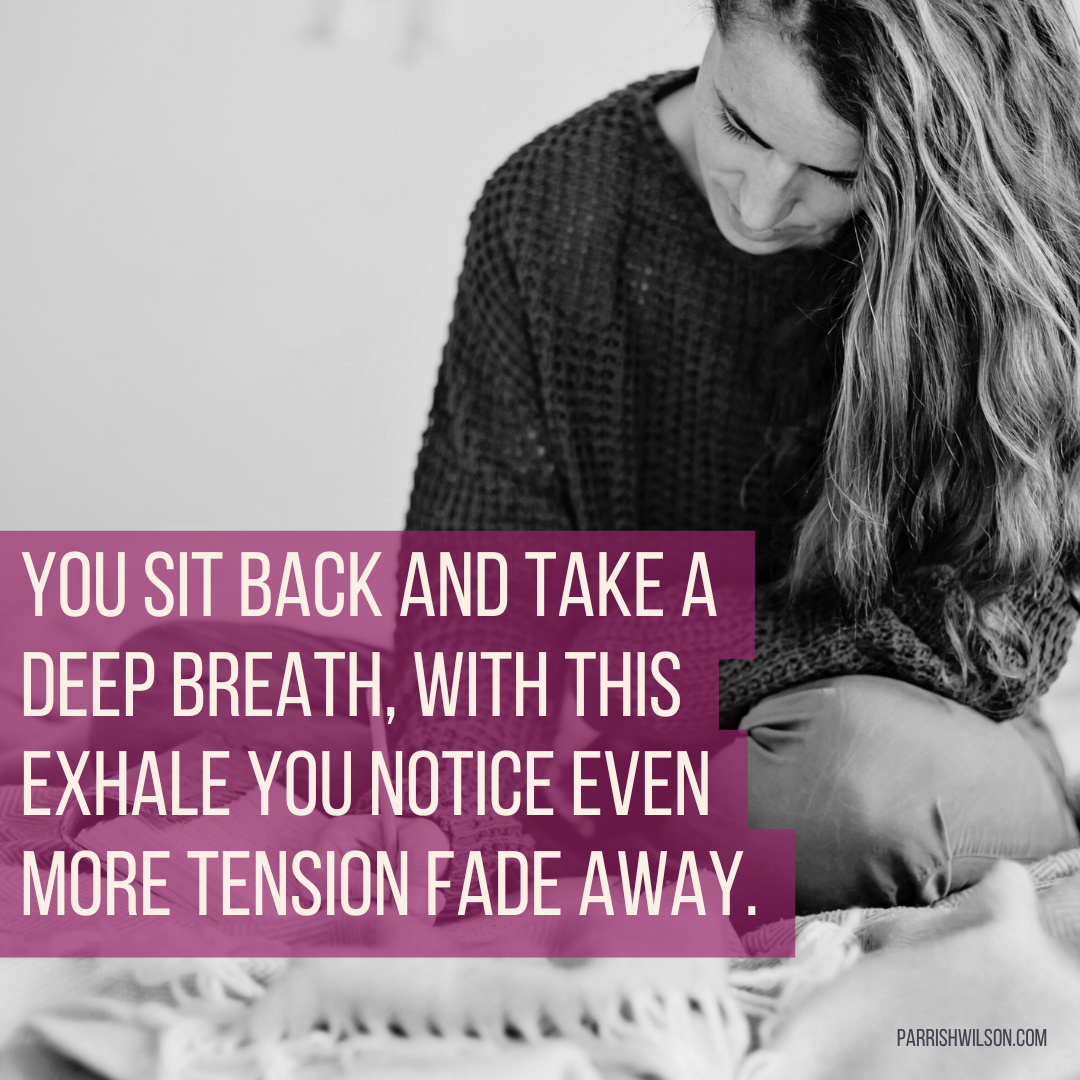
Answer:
[{"left": 402, "top": 71, "right": 1079, "bottom": 871}]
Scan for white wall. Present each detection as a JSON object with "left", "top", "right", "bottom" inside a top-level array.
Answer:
[
  {"left": 0, "top": 0, "right": 711, "bottom": 529},
  {"left": 2, "top": 2, "right": 1078, "bottom": 748}
]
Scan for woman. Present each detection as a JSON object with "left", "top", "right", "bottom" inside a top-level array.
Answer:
[{"left": 399, "top": 0, "right": 1080, "bottom": 914}]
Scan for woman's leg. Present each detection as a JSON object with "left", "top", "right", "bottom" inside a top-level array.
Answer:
[{"left": 740, "top": 675, "right": 1080, "bottom": 913}]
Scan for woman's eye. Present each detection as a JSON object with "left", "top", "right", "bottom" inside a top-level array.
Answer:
[
  {"left": 823, "top": 172, "right": 857, "bottom": 192},
  {"left": 718, "top": 107, "right": 750, "bottom": 143},
  {"left": 716, "top": 101, "right": 858, "bottom": 192}
]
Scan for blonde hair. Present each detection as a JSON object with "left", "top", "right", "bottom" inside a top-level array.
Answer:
[{"left": 718, "top": 0, "right": 1080, "bottom": 697}]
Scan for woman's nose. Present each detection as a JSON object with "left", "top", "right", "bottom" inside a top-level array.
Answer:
[{"left": 737, "top": 156, "right": 799, "bottom": 231}]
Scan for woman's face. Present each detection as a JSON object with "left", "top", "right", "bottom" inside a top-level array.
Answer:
[{"left": 692, "top": 19, "right": 863, "bottom": 255}]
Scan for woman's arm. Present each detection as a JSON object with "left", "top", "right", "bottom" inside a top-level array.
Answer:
[
  {"left": 406, "top": 172, "right": 573, "bottom": 532},
  {"left": 719, "top": 572, "right": 1080, "bottom": 727},
  {"left": 560, "top": 571, "right": 1078, "bottom": 744},
  {"left": 397, "top": 174, "right": 573, "bottom": 902}
]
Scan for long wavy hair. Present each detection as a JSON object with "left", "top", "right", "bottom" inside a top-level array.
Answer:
[{"left": 715, "top": 0, "right": 1080, "bottom": 699}]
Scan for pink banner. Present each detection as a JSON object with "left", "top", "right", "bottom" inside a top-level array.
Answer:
[{"left": 0, "top": 531, "right": 793, "bottom": 957}]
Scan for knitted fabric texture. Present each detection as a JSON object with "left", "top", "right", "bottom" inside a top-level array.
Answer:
[{"left": 400, "top": 71, "right": 1079, "bottom": 890}]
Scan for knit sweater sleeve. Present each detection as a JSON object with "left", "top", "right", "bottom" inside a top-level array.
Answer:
[
  {"left": 562, "top": 572, "right": 1078, "bottom": 738},
  {"left": 717, "top": 572, "right": 1079, "bottom": 725},
  {"left": 406, "top": 170, "right": 573, "bottom": 532},
  {"left": 399, "top": 170, "right": 570, "bottom": 896}
]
